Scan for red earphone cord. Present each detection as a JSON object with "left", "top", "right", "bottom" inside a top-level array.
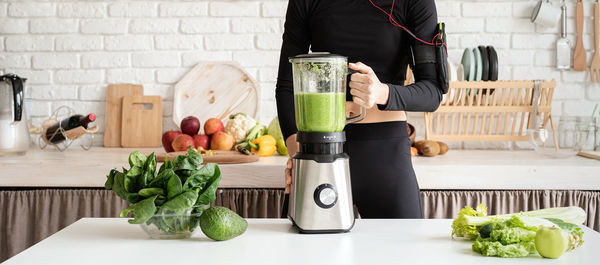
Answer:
[{"left": 368, "top": 0, "right": 446, "bottom": 49}]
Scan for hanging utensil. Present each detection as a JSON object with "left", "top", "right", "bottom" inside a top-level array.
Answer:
[
  {"left": 557, "top": 0, "right": 571, "bottom": 70},
  {"left": 574, "top": 0, "right": 586, "bottom": 71},
  {"left": 591, "top": 0, "right": 600, "bottom": 81},
  {"left": 528, "top": 80, "right": 560, "bottom": 152}
]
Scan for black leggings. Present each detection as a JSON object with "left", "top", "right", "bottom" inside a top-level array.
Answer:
[
  {"left": 282, "top": 121, "right": 423, "bottom": 219},
  {"left": 344, "top": 121, "right": 423, "bottom": 218}
]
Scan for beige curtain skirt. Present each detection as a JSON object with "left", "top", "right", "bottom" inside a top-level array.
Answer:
[{"left": 1, "top": 188, "right": 598, "bottom": 262}]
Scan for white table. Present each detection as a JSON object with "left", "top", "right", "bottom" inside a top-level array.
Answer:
[{"left": 3, "top": 218, "right": 599, "bottom": 265}]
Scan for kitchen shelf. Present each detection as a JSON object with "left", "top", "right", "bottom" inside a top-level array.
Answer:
[{"left": 425, "top": 80, "right": 556, "bottom": 142}]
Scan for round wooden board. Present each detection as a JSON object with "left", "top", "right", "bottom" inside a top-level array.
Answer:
[
  {"left": 155, "top": 150, "right": 260, "bottom": 164},
  {"left": 173, "top": 62, "right": 260, "bottom": 126}
]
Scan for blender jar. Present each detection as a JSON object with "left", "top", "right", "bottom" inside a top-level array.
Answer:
[{"left": 290, "top": 53, "right": 365, "bottom": 133}]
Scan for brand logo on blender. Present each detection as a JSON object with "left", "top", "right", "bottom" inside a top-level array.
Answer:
[{"left": 322, "top": 135, "right": 335, "bottom": 140}]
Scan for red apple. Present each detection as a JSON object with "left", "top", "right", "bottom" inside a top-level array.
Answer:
[
  {"left": 171, "top": 134, "right": 194, "bottom": 152},
  {"left": 204, "top": 118, "right": 224, "bottom": 135},
  {"left": 193, "top": 134, "right": 210, "bottom": 150},
  {"left": 210, "top": 131, "right": 234, "bottom": 150},
  {"left": 180, "top": 116, "right": 200, "bottom": 136},
  {"left": 162, "top": 131, "right": 182, "bottom": 152}
]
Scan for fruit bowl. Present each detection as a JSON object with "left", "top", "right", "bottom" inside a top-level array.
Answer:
[{"left": 139, "top": 205, "right": 207, "bottom": 239}]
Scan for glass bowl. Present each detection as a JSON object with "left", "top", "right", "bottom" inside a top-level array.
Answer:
[{"left": 139, "top": 205, "right": 207, "bottom": 239}]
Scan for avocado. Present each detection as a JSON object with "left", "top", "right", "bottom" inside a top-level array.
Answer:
[{"left": 199, "top": 206, "right": 247, "bottom": 241}]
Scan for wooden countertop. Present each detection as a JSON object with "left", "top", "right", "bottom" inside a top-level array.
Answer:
[
  {"left": 0, "top": 148, "right": 286, "bottom": 189},
  {"left": 3, "top": 218, "right": 599, "bottom": 265},
  {"left": 0, "top": 148, "right": 598, "bottom": 190}
]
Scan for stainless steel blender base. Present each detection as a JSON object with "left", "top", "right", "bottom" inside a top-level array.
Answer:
[{"left": 288, "top": 157, "right": 355, "bottom": 233}]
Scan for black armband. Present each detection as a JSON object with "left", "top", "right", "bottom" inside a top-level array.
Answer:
[{"left": 409, "top": 23, "right": 449, "bottom": 94}]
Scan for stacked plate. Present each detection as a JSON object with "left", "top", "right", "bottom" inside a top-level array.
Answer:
[{"left": 461, "top": 46, "right": 498, "bottom": 82}]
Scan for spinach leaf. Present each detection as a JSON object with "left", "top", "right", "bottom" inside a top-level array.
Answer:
[
  {"left": 111, "top": 171, "right": 126, "bottom": 197},
  {"left": 158, "top": 156, "right": 172, "bottom": 173},
  {"left": 183, "top": 162, "right": 219, "bottom": 190},
  {"left": 128, "top": 151, "right": 146, "bottom": 168},
  {"left": 138, "top": 153, "right": 157, "bottom": 188},
  {"left": 112, "top": 171, "right": 142, "bottom": 203},
  {"left": 120, "top": 195, "right": 158, "bottom": 224},
  {"left": 148, "top": 169, "right": 177, "bottom": 188},
  {"left": 195, "top": 163, "right": 221, "bottom": 205},
  {"left": 126, "top": 165, "right": 142, "bottom": 176},
  {"left": 105, "top": 169, "right": 116, "bottom": 190},
  {"left": 138, "top": 187, "right": 165, "bottom": 197},
  {"left": 172, "top": 148, "right": 203, "bottom": 172},
  {"left": 187, "top": 147, "right": 203, "bottom": 166},
  {"left": 167, "top": 174, "right": 183, "bottom": 200},
  {"left": 124, "top": 166, "right": 143, "bottom": 193},
  {"left": 162, "top": 188, "right": 199, "bottom": 211},
  {"left": 172, "top": 156, "right": 197, "bottom": 172},
  {"left": 155, "top": 195, "right": 166, "bottom": 206}
]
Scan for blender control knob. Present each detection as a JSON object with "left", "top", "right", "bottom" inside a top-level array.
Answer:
[{"left": 314, "top": 184, "right": 337, "bottom": 209}]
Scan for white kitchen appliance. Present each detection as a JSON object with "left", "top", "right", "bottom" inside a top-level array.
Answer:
[{"left": 0, "top": 74, "right": 30, "bottom": 156}]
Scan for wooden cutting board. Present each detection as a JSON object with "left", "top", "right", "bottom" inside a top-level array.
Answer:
[
  {"left": 155, "top": 150, "right": 259, "bottom": 164},
  {"left": 578, "top": 151, "right": 600, "bottom": 161},
  {"left": 121, "top": 95, "right": 163, "bottom": 147},
  {"left": 172, "top": 62, "right": 259, "bottom": 127},
  {"left": 104, "top": 84, "right": 143, "bottom": 147}
]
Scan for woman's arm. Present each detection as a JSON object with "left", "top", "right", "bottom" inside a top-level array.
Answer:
[
  {"left": 275, "top": 0, "right": 310, "bottom": 141},
  {"left": 377, "top": 0, "right": 443, "bottom": 112}
]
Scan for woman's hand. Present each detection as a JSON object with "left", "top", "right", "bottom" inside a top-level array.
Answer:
[
  {"left": 349, "top": 62, "right": 390, "bottom": 109},
  {"left": 284, "top": 134, "right": 299, "bottom": 194}
]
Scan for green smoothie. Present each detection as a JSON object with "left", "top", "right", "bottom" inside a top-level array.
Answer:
[{"left": 294, "top": 92, "right": 345, "bottom": 132}]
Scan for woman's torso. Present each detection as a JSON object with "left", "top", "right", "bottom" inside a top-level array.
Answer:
[{"left": 306, "top": 0, "right": 414, "bottom": 123}]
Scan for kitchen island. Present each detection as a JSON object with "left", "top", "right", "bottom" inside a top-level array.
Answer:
[
  {"left": 3, "top": 218, "right": 600, "bottom": 265},
  {"left": 1, "top": 148, "right": 599, "bottom": 262}
]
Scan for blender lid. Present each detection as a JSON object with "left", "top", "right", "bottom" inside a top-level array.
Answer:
[{"left": 289, "top": 52, "right": 347, "bottom": 61}]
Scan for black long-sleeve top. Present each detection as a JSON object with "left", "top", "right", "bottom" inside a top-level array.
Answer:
[{"left": 276, "top": 0, "right": 443, "bottom": 140}]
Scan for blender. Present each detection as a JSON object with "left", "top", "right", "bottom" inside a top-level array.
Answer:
[{"left": 288, "top": 53, "right": 365, "bottom": 233}]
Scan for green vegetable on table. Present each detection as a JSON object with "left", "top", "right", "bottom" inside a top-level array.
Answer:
[
  {"left": 199, "top": 206, "right": 248, "bottom": 241},
  {"left": 105, "top": 148, "right": 222, "bottom": 233},
  {"left": 267, "top": 116, "right": 288, "bottom": 155},
  {"left": 471, "top": 216, "right": 538, "bottom": 258},
  {"left": 452, "top": 203, "right": 586, "bottom": 258},
  {"left": 236, "top": 123, "right": 266, "bottom": 151},
  {"left": 452, "top": 203, "right": 586, "bottom": 239}
]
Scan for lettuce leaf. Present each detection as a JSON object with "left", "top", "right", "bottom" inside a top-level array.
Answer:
[
  {"left": 473, "top": 239, "right": 536, "bottom": 258},
  {"left": 472, "top": 216, "right": 538, "bottom": 258},
  {"left": 451, "top": 203, "right": 488, "bottom": 239}
]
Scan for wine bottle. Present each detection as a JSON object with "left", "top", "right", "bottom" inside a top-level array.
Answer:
[{"left": 45, "top": 113, "right": 96, "bottom": 144}]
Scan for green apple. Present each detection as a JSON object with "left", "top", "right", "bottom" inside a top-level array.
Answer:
[{"left": 535, "top": 226, "right": 569, "bottom": 259}]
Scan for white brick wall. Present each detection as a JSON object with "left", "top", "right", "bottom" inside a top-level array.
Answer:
[{"left": 0, "top": 0, "right": 597, "bottom": 149}]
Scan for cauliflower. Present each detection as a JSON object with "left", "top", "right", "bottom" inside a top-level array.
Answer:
[{"left": 225, "top": 113, "right": 258, "bottom": 143}]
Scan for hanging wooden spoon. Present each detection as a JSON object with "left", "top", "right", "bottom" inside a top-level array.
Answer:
[
  {"left": 590, "top": 0, "right": 600, "bottom": 82},
  {"left": 574, "top": 0, "right": 586, "bottom": 71}
]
